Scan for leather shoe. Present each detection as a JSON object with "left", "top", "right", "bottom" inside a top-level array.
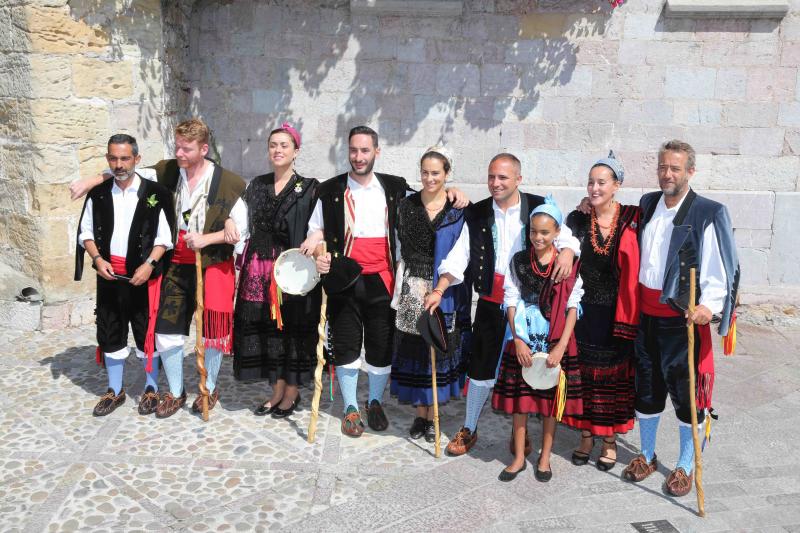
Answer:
[
  {"left": 93, "top": 388, "right": 126, "bottom": 416},
  {"left": 138, "top": 386, "right": 160, "bottom": 415},
  {"left": 446, "top": 427, "right": 477, "bottom": 456},
  {"left": 191, "top": 388, "right": 219, "bottom": 413},
  {"left": 409, "top": 417, "right": 427, "bottom": 439},
  {"left": 498, "top": 461, "right": 527, "bottom": 482},
  {"left": 665, "top": 467, "right": 693, "bottom": 497},
  {"left": 365, "top": 400, "right": 389, "bottom": 431},
  {"left": 156, "top": 390, "right": 187, "bottom": 418},
  {"left": 424, "top": 420, "right": 436, "bottom": 443},
  {"left": 623, "top": 454, "right": 658, "bottom": 482},
  {"left": 272, "top": 393, "right": 300, "bottom": 419}
]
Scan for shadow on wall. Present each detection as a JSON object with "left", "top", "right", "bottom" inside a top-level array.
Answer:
[
  {"left": 180, "top": 1, "right": 612, "bottom": 173},
  {"left": 66, "top": 0, "right": 169, "bottom": 146}
]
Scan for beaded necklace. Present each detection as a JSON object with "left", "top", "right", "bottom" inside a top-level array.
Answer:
[
  {"left": 530, "top": 245, "right": 556, "bottom": 278},
  {"left": 590, "top": 202, "right": 619, "bottom": 256}
]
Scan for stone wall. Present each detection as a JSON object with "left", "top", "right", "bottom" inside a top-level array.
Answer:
[
  {"left": 0, "top": 0, "right": 169, "bottom": 308},
  {"left": 185, "top": 0, "right": 800, "bottom": 292},
  {"left": 3, "top": 0, "right": 800, "bottom": 324}
]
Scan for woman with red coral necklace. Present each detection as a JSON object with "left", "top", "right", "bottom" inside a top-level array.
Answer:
[{"left": 566, "top": 152, "right": 641, "bottom": 471}]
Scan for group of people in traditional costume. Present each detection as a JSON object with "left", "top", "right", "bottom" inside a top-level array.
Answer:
[{"left": 71, "top": 118, "right": 739, "bottom": 497}]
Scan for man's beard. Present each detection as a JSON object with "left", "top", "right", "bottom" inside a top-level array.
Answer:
[
  {"left": 350, "top": 158, "right": 375, "bottom": 176},
  {"left": 113, "top": 169, "right": 136, "bottom": 181}
]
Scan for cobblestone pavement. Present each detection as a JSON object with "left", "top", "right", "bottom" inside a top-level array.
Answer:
[{"left": 1, "top": 323, "right": 799, "bottom": 532}]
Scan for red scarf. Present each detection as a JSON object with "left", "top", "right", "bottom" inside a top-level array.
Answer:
[
  {"left": 543, "top": 260, "right": 580, "bottom": 358},
  {"left": 612, "top": 209, "right": 640, "bottom": 340}
]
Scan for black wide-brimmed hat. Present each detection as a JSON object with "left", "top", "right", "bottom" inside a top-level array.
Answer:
[
  {"left": 321, "top": 254, "right": 362, "bottom": 294},
  {"left": 416, "top": 306, "right": 449, "bottom": 354}
]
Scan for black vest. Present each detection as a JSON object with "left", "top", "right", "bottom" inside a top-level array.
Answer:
[
  {"left": 74, "top": 175, "right": 175, "bottom": 281},
  {"left": 318, "top": 172, "right": 409, "bottom": 271},
  {"left": 465, "top": 192, "right": 544, "bottom": 296},
  {"left": 149, "top": 159, "right": 245, "bottom": 268}
]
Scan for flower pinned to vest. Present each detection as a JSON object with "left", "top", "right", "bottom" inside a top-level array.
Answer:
[
  {"left": 294, "top": 179, "right": 303, "bottom": 194},
  {"left": 146, "top": 194, "right": 158, "bottom": 208}
]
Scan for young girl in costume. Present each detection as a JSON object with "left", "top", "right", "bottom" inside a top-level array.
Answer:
[{"left": 492, "top": 197, "right": 584, "bottom": 482}]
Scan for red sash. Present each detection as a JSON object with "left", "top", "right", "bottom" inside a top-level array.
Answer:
[
  {"left": 110, "top": 255, "right": 127, "bottom": 275},
  {"left": 172, "top": 230, "right": 196, "bottom": 265},
  {"left": 639, "top": 284, "right": 714, "bottom": 410},
  {"left": 350, "top": 237, "right": 393, "bottom": 295},
  {"left": 479, "top": 273, "right": 505, "bottom": 304}
]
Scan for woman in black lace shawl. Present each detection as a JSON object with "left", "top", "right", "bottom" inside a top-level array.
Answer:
[
  {"left": 233, "top": 125, "right": 320, "bottom": 418},
  {"left": 390, "top": 147, "right": 466, "bottom": 442}
]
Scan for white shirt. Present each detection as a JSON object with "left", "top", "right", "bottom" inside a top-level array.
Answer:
[
  {"left": 139, "top": 165, "right": 249, "bottom": 255},
  {"left": 503, "top": 270, "right": 584, "bottom": 309},
  {"left": 78, "top": 174, "right": 173, "bottom": 255},
  {"left": 306, "top": 173, "right": 388, "bottom": 238},
  {"left": 438, "top": 194, "right": 581, "bottom": 285},
  {"left": 639, "top": 191, "right": 727, "bottom": 314}
]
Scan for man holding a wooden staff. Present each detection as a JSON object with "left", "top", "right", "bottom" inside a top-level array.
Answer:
[
  {"left": 71, "top": 119, "right": 247, "bottom": 419},
  {"left": 622, "top": 140, "right": 739, "bottom": 498}
]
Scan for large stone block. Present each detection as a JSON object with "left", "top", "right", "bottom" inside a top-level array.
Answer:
[
  {"left": 481, "top": 64, "right": 522, "bottom": 97},
  {"left": 645, "top": 40, "right": 703, "bottom": 65},
  {"left": 72, "top": 57, "right": 134, "bottom": 100},
  {"left": 664, "top": 67, "right": 716, "bottom": 99},
  {"left": 739, "top": 128, "right": 785, "bottom": 156},
  {"left": 556, "top": 121, "right": 614, "bottom": 151},
  {"left": 702, "top": 190, "right": 775, "bottom": 230},
  {"left": 2, "top": 143, "right": 77, "bottom": 185},
  {"left": 702, "top": 40, "right": 780, "bottom": 67},
  {"left": 696, "top": 155, "right": 798, "bottom": 191},
  {"left": 591, "top": 65, "right": 664, "bottom": 99},
  {"left": 777, "top": 101, "right": 800, "bottom": 126},
  {"left": 554, "top": 65, "right": 593, "bottom": 97},
  {"left": 575, "top": 40, "right": 619, "bottom": 66},
  {"left": 0, "top": 301, "right": 41, "bottom": 332},
  {"left": 738, "top": 246, "right": 770, "bottom": 287},
  {"left": 623, "top": 12, "right": 662, "bottom": 40},
  {"left": 30, "top": 100, "right": 109, "bottom": 144},
  {"left": 24, "top": 5, "right": 109, "bottom": 54},
  {"left": 722, "top": 102, "right": 778, "bottom": 128},
  {"left": 40, "top": 300, "right": 70, "bottom": 330},
  {"left": 0, "top": 179, "right": 33, "bottom": 215},
  {"left": 28, "top": 54, "right": 72, "bottom": 99},
  {"left": 0, "top": 98, "right": 34, "bottom": 140},
  {"left": 745, "top": 67, "right": 797, "bottom": 102},
  {"left": 78, "top": 144, "right": 109, "bottom": 179},
  {"left": 714, "top": 67, "right": 747, "bottom": 100},
  {"left": 768, "top": 192, "right": 800, "bottom": 284},
  {"left": 735, "top": 229, "right": 773, "bottom": 248},
  {"left": 32, "top": 182, "right": 76, "bottom": 217},
  {"left": 436, "top": 63, "right": 480, "bottom": 97},
  {"left": 0, "top": 6, "right": 31, "bottom": 53},
  {"left": 518, "top": 13, "right": 566, "bottom": 39},
  {"left": 0, "top": 53, "right": 29, "bottom": 98},
  {"left": 619, "top": 99, "right": 674, "bottom": 125},
  {"left": 673, "top": 100, "right": 722, "bottom": 126}
]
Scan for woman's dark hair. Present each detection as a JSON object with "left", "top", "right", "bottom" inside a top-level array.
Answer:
[
  {"left": 420, "top": 151, "right": 451, "bottom": 174},
  {"left": 268, "top": 128, "right": 298, "bottom": 149}
]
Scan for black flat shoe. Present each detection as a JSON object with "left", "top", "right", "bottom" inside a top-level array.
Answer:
[
  {"left": 255, "top": 401, "right": 277, "bottom": 416},
  {"left": 409, "top": 417, "right": 427, "bottom": 439},
  {"left": 366, "top": 400, "right": 389, "bottom": 431},
  {"left": 498, "top": 461, "right": 527, "bottom": 482},
  {"left": 271, "top": 394, "right": 300, "bottom": 419},
  {"left": 535, "top": 456, "right": 552, "bottom": 482}
]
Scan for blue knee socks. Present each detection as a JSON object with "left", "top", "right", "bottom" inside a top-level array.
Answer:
[
  {"left": 638, "top": 414, "right": 660, "bottom": 462},
  {"left": 105, "top": 357, "right": 125, "bottom": 395},
  {"left": 160, "top": 347, "right": 184, "bottom": 397},
  {"left": 368, "top": 372, "right": 390, "bottom": 404},
  {"left": 464, "top": 383, "right": 492, "bottom": 432},
  {"left": 204, "top": 348, "right": 222, "bottom": 393},
  {"left": 336, "top": 367, "right": 359, "bottom": 413},
  {"left": 677, "top": 425, "right": 695, "bottom": 473},
  {"left": 143, "top": 355, "right": 160, "bottom": 392}
]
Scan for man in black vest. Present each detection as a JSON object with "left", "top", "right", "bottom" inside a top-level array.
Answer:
[
  {"left": 426, "top": 153, "right": 580, "bottom": 456},
  {"left": 70, "top": 119, "right": 247, "bottom": 419},
  {"left": 75, "top": 134, "right": 174, "bottom": 416},
  {"left": 304, "top": 126, "right": 467, "bottom": 438},
  {"left": 622, "top": 140, "right": 739, "bottom": 497}
]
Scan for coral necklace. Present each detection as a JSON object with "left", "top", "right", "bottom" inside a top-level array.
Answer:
[
  {"left": 530, "top": 245, "right": 556, "bottom": 278},
  {"left": 590, "top": 202, "right": 619, "bottom": 256}
]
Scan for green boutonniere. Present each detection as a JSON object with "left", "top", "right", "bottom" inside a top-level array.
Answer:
[
  {"left": 146, "top": 194, "right": 158, "bottom": 208},
  {"left": 183, "top": 211, "right": 191, "bottom": 224}
]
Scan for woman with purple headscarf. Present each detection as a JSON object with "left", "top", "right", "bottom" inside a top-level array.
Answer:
[{"left": 232, "top": 124, "right": 321, "bottom": 419}]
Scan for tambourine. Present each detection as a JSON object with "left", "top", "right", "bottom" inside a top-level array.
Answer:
[
  {"left": 521, "top": 352, "right": 561, "bottom": 390},
  {"left": 273, "top": 248, "right": 320, "bottom": 296}
]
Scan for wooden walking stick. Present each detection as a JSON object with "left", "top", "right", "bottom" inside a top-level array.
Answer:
[
  {"left": 430, "top": 345, "right": 441, "bottom": 458},
  {"left": 308, "top": 242, "right": 328, "bottom": 443},
  {"left": 195, "top": 249, "right": 210, "bottom": 422},
  {"left": 687, "top": 267, "right": 705, "bottom": 517}
]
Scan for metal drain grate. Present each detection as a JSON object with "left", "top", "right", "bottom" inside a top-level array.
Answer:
[{"left": 631, "top": 520, "right": 680, "bottom": 533}]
